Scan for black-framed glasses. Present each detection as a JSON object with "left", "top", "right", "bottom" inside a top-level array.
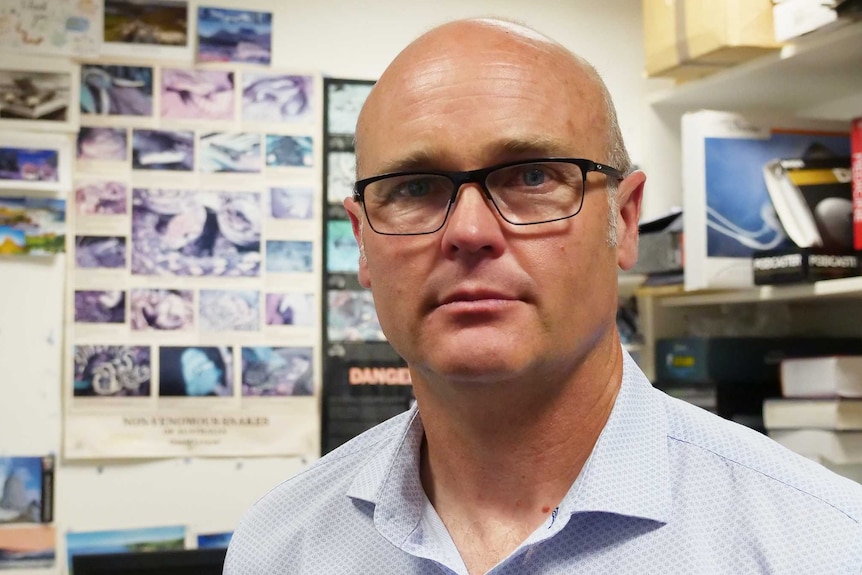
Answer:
[{"left": 353, "top": 158, "right": 623, "bottom": 236}]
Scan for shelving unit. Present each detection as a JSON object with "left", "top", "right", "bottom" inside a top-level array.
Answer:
[
  {"left": 640, "top": 19, "right": 861, "bottom": 221},
  {"left": 633, "top": 278, "right": 862, "bottom": 383},
  {"left": 648, "top": 20, "right": 862, "bottom": 120},
  {"left": 634, "top": 19, "right": 862, "bottom": 383}
]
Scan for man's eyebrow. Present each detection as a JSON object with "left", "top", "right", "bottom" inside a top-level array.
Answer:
[
  {"left": 373, "top": 149, "right": 442, "bottom": 175},
  {"left": 367, "top": 137, "right": 574, "bottom": 176},
  {"left": 494, "top": 137, "right": 572, "bottom": 158}
]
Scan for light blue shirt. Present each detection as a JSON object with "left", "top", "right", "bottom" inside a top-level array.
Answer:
[{"left": 225, "top": 352, "right": 862, "bottom": 573}]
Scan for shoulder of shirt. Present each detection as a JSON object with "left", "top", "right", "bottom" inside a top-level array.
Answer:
[
  {"left": 224, "top": 409, "right": 413, "bottom": 572},
  {"left": 241, "top": 406, "right": 410, "bottom": 509},
  {"left": 659, "top": 389, "right": 862, "bottom": 524}
]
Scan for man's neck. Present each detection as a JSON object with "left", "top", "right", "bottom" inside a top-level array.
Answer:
[{"left": 415, "top": 336, "right": 624, "bottom": 574}]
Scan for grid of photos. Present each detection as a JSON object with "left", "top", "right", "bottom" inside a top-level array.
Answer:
[
  {"left": 65, "top": 57, "right": 323, "bottom": 459},
  {"left": 321, "top": 78, "right": 415, "bottom": 455}
]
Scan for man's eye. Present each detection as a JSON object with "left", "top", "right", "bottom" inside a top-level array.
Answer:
[
  {"left": 388, "top": 178, "right": 436, "bottom": 200},
  {"left": 521, "top": 168, "right": 546, "bottom": 186},
  {"left": 404, "top": 179, "right": 431, "bottom": 197}
]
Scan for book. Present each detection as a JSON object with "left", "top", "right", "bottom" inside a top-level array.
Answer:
[
  {"left": 780, "top": 355, "right": 862, "bottom": 398},
  {"left": 682, "top": 110, "right": 850, "bottom": 290},
  {"left": 853, "top": 117, "right": 862, "bottom": 250},
  {"left": 768, "top": 428, "right": 862, "bottom": 464},
  {"left": 763, "top": 398, "right": 862, "bottom": 430}
]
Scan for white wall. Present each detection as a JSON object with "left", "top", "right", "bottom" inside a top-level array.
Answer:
[{"left": 0, "top": 2, "right": 650, "bottom": 573}]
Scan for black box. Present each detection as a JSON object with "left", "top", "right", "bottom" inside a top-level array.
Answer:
[
  {"left": 752, "top": 249, "right": 861, "bottom": 285},
  {"left": 655, "top": 336, "right": 862, "bottom": 385}
]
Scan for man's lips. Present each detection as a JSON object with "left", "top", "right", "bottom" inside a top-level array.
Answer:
[{"left": 437, "top": 290, "right": 520, "bottom": 307}]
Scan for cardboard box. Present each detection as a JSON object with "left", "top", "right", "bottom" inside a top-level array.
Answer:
[
  {"left": 643, "top": 0, "right": 781, "bottom": 80},
  {"left": 773, "top": 0, "right": 839, "bottom": 42}
]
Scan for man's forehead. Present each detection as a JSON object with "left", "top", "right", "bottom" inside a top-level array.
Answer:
[{"left": 355, "top": 18, "right": 609, "bottom": 173}]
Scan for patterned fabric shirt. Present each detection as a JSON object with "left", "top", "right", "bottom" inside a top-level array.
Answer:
[{"left": 224, "top": 352, "right": 862, "bottom": 574}]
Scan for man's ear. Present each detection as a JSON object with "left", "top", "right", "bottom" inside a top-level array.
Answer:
[
  {"left": 343, "top": 197, "right": 371, "bottom": 288},
  {"left": 615, "top": 170, "right": 645, "bottom": 271}
]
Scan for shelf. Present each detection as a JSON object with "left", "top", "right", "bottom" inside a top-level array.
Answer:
[
  {"left": 648, "top": 20, "right": 862, "bottom": 120},
  {"left": 656, "top": 276, "right": 862, "bottom": 308}
]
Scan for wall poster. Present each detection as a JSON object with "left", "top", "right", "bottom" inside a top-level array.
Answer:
[
  {"left": 321, "top": 78, "right": 414, "bottom": 454},
  {"left": 63, "top": 61, "right": 323, "bottom": 459},
  {"left": 0, "top": 0, "right": 101, "bottom": 57}
]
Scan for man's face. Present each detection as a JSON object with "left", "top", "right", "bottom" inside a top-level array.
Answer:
[{"left": 345, "top": 26, "right": 640, "bottom": 388}]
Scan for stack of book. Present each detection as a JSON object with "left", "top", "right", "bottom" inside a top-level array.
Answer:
[{"left": 764, "top": 356, "right": 862, "bottom": 482}]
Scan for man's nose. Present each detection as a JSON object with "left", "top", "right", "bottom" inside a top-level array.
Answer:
[{"left": 439, "top": 183, "right": 506, "bottom": 256}]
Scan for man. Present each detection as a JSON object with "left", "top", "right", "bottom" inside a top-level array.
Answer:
[{"left": 225, "top": 18, "right": 862, "bottom": 574}]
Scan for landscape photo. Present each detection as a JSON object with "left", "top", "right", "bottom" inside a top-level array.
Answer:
[
  {"left": 67, "top": 525, "right": 184, "bottom": 573},
  {"left": 0, "top": 456, "right": 50, "bottom": 524},
  {"left": 0, "top": 197, "right": 66, "bottom": 255},
  {"left": 197, "top": 7, "right": 271, "bottom": 64},
  {"left": 0, "top": 526, "right": 55, "bottom": 570},
  {"left": 103, "top": 0, "right": 188, "bottom": 46},
  {"left": 0, "top": 147, "right": 58, "bottom": 182}
]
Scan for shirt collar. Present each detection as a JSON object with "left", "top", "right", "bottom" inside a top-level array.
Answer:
[
  {"left": 561, "top": 351, "right": 672, "bottom": 524},
  {"left": 347, "top": 350, "right": 672, "bottom": 546}
]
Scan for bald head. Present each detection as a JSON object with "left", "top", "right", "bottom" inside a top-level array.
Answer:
[
  {"left": 356, "top": 18, "right": 631, "bottom": 178},
  {"left": 353, "top": 18, "right": 631, "bottom": 246}
]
